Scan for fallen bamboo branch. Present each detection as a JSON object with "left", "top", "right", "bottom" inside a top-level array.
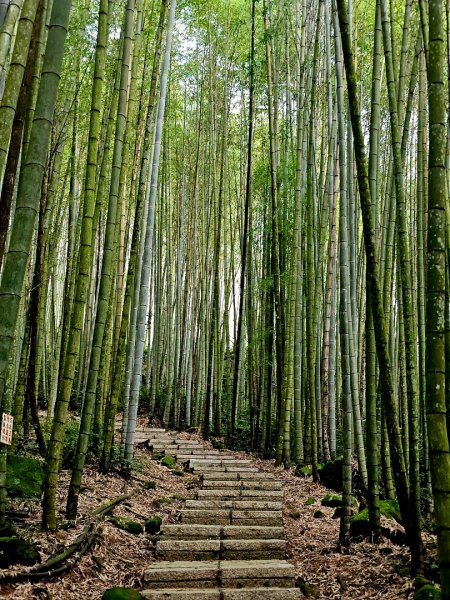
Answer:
[{"left": 0, "top": 493, "right": 130, "bottom": 582}]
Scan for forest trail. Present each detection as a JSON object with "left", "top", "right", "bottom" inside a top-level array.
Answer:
[{"left": 136, "top": 428, "right": 301, "bottom": 599}]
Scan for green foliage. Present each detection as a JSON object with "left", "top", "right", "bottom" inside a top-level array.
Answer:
[
  {"left": 172, "top": 469, "right": 184, "bottom": 476},
  {"left": 160, "top": 455, "right": 176, "bottom": 467},
  {"left": 155, "top": 496, "right": 172, "bottom": 505},
  {"left": 305, "top": 497, "right": 316, "bottom": 506},
  {"left": 109, "top": 516, "right": 143, "bottom": 535},
  {"left": 102, "top": 588, "right": 142, "bottom": 600},
  {"left": 144, "top": 480, "right": 156, "bottom": 490},
  {"left": 6, "top": 455, "right": 44, "bottom": 498},
  {"left": 413, "top": 585, "right": 441, "bottom": 600},
  {"left": 120, "top": 455, "right": 144, "bottom": 474},
  {"left": 296, "top": 465, "right": 312, "bottom": 477},
  {"left": 379, "top": 500, "right": 402, "bottom": 524},
  {"left": 144, "top": 516, "right": 162, "bottom": 534}
]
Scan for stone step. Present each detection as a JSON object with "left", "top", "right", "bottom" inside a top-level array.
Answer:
[
  {"left": 142, "top": 589, "right": 301, "bottom": 599},
  {"left": 141, "top": 589, "right": 219, "bottom": 599},
  {"left": 188, "top": 461, "right": 253, "bottom": 470},
  {"left": 185, "top": 500, "right": 283, "bottom": 511},
  {"left": 190, "top": 466, "right": 259, "bottom": 474},
  {"left": 160, "top": 524, "right": 221, "bottom": 539},
  {"left": 224, "top": 466, "right": 259, "bottom": 473},
  {"left": 178, "top": 454, "right": 236, "bottom": 462},
  {"left": 138, "top": 428, "right": 167, "bottom": 433},
  {"left": 157, "top": 540, "right": 220, "bottom": 561},
  {"left": 221, "top": 589, "right": 301, "bottom": 599},
  {"left": 202, "top": 480, "right": 282, "bottom": 491},
  {"left": 181, "top": 509, "right": 230, "bottom": 525},
  {"left": 166, "top": 448, "right": 219, "bottom": 455},
  {"left": 231, "top": 511, "right": 283, "bottom": 527},
  {"left": 148, "top": 440, "right": 178, "bottom": 447},
  {"left": 144, "top": 559, "right": 296, "bottom": 589},
  {"left": 160, "top": 524, "right": 284, "bottom": 541},
  {"left": 197, "top": 489, "right": 283, "bottom": 500},
  {"left": 156, "top": 539, "right": 285, "bottom": 561},
  {"left": 222, "top": 525, "right": 285, "bottom": 539},
  {"left": 222, "top": 539, "right": 285, "bottom": 560},
  {"left": 219, "top": 560, "right": 295, "bottom": 587},
  {"left": 180, "top": 509, "right": 283, "bottom": 527},
  {"left": 144, "top": 561, "right": 218, "bottom": 588},
  {"left": 202, "top": 472, "right": 274, "bottom": 481}
]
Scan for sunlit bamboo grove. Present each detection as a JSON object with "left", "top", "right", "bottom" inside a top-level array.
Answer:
[{"left": 0, "top": 0, "right": 448, "bottom": 593}]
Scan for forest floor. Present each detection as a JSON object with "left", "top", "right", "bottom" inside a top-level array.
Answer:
[{"left": 1, "top": 422, "right": 437, "bottom": 599}]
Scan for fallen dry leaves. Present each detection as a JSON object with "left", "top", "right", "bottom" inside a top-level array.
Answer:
[
  {"left": 232, "top": 448, "right": 437, "bottom": 600},
  {"left": 1, "top": 423, "right": 437, "bottom": 599},
  {"left": 1, "top": 419, "right": 197, "bottom": 600}
]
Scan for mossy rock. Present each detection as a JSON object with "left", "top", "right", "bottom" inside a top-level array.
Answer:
[
  {"left": 350, "top": 500, "right": 402, "bottom": 539},
  {"left": 144, "top": 480, "right": 156, "bottom": 490},
  {"left": 152, "top": 452, "right": 164, "bottom": 461},
  {"left": 378, "top": 499, "right": 402, "bottom": 524},
  {"left": 0, "top": 536, "right": 41, "bottom": 568},
  {"left": 6, "top": 455, "right": 44, "bottom": 498},
  {"left": 313, "top": 510, "right": 325, "bottom": 519},
  {"left": 144, "top": 516, "right": 162, "bottom": 534},
  {"left": 415, "top": 576, "right": 431, "bottom": 589},
  {"left": 110, "top": 516, "right": 143, "bottom": 535},
  {"left": 321, "top": 493, "right": 343, "bottom": 508},
  {"left": 172, "top": 469, "right": 184, "bottom": 477},
  {"left": 305, "top": 497, "right": 315, "bottom": 506},
  {"left": 414, "top": 584, "right": 441, "bottom": 599},
  {"left": 160, "top": 455, "right": 176, "bottom": 468},
  {"left": 296, "top": 576, "right": 319, "bottom": 597},
  {"left": 102, "top": 588, "right": 142, "bottom": 600},
  {"left": 349, "top": 509, "right": 371, "bottom": 537},
  {"left": 288, "top": 509, "right": 301, "bottom": 519}
]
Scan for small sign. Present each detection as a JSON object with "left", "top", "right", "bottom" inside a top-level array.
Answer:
[{"left": 0, "top": 413, "right": 13, "bottom": 445}]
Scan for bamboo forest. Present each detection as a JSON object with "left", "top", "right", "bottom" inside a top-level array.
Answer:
[{"left": 0, "top": 0, "right": 448, "bottom": 598}]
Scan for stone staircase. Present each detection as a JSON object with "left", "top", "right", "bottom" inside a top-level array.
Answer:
[{"left": 135, "top": 427, "right": 301, "bottom": 599}]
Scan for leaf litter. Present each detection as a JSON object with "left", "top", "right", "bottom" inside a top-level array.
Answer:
[{"left": 2, "top": 423, "right": 437, "bottom": 599}]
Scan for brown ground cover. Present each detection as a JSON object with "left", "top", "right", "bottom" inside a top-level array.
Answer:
[{"left": 2, "top": 425, "right": 436, "bottom": 599}]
